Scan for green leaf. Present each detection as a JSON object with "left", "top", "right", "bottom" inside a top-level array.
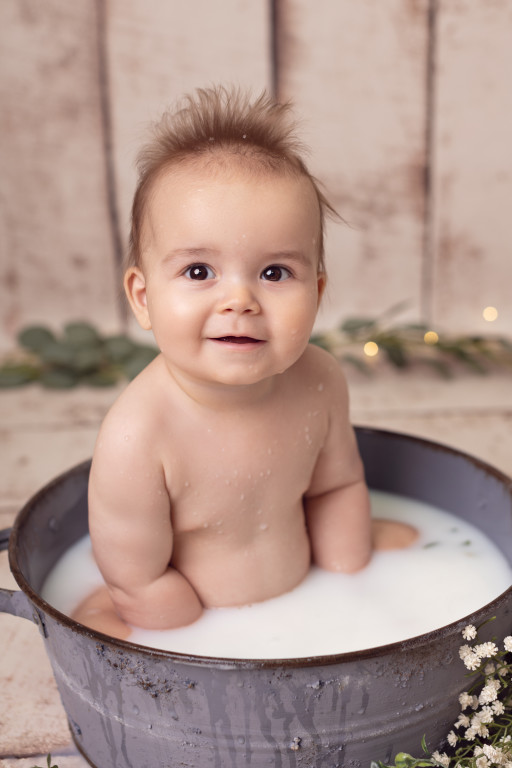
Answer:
[
  {"left": 394, "top": 752, "right": 418, "bottom": 768},
  {"left": 439, "top": 344, "right": 487, "bottom": 374},
  {"left": 29, "top": 754, "right": 58, "bottom": 768},
  {"left": 121, "top": 347, "right": 159, "bottom": 380},
  {"left": 103, "top": 334, "right": 137, "bottom": 362},
  {"left": 309, "top": 334, "right": 332, "bottom": 351},
  {"left": 83, "top": 369, "right": 120, "bottom": 387},
  {"left": 379, "top": 339, "right": 408, "bottom": 368},
  {"left": 340, "top": 317, "right": 377, "bottom": 336},
  {"left": 72, "top": 346, "right": 104, "bottom": 373},
  {"left": 40, "top": 369, "right": 79, "bottom": 389},
  {"left": 18, "top": 325, "right": 56, "bottom": 352},
  {"left": 417, "top": 357, "right": 453, "bottom": 379},
  {"left": 0, "top": 363, "right": 39, "bottom": 388},
  {"left": 63, "top": 321, "right": 101, "bottom": 347},
  {"left": 39, "top": 341, "right": 76, "bottom": 368}
]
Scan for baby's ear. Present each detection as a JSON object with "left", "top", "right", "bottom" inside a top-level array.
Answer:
[{"left": 124, "top": 267, "right": 152, "bottom": 330}]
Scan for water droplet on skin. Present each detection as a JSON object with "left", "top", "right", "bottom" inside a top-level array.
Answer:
[
  {"left": 124, "top": 434, "right": 130, "bottom": 441},
  {"left": 184, "top": 481, "right": 190, "bottom": 488},
  {"left": 240, "top": 493, "right": 245, "bottom": 501},
  {"left": 318, "top": 383, "right": 324, "bottom": 392},
  {"left": 203, "top": 522, "right": 209, "bottom": 528},
  {"left": 259, "top": 523, "right": 268, "bottom": 531}
]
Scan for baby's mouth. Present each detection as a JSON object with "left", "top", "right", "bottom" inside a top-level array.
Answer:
[{"left": 213, "top": 336, "right": 264, "bottom": 344}]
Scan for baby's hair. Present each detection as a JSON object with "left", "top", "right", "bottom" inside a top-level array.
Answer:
[{"left": 128, "top": 85, "right": 337, "bottom": 272}]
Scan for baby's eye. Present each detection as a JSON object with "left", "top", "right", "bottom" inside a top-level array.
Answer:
[
  {"left": 261, "top": 265, "right": 292, "bottom": 282},
  {"left": 185, "top": 264, "right": 215, "bottom": 280}
]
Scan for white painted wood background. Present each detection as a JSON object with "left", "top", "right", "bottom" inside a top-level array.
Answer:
[{"left": 0, "top": 0, "right": 511, "bottom": 350}]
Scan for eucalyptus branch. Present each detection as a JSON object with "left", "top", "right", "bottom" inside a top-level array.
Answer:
[{"left": 311, "top": 305, "right": 512, "bottom": 377}]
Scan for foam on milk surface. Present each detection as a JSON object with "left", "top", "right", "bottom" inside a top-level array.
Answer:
[{"left": 42, "top": 491, "right": 512, "bottom": 658}]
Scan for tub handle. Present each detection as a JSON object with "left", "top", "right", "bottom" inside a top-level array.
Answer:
[{"left": 0, "top": 527, "right": 36, "bottom": 622}]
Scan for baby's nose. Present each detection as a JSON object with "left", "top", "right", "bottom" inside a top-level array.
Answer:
[{"left": 217, "top": 281, "right": 261, "bottom": 314}]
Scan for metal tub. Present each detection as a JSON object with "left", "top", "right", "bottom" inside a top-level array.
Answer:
[{"left": 1, "top": 427, "right": 511, "bottom": 768}]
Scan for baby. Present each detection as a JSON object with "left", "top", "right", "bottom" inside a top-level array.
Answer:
[{"left": 74, "top": 86, "right": 416, "bottom": 639}]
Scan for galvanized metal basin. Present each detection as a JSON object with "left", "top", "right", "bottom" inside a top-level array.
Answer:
[{"left": 1, "top": 427, "right": 511, "bottom": 768}]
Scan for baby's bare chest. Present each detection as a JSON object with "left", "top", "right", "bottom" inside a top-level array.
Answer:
[{"left": 161, "top": 405, "right": 328, "bottom": 533}]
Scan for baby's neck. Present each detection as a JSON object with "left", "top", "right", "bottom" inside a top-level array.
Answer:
[{"left": 163, "top": 362, "right": 278, "bottom": 411}]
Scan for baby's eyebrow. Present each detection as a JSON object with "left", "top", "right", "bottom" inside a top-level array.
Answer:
[
  {"left": 162, "top": 247, "right": 218, "bottom": 264},
  {"left": 266, "top": 250, "right": 312, "bottom": 266}
]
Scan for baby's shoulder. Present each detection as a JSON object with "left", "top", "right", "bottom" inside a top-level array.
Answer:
[
  {"left": 295, "top": 343, "right": 348, "bottom": 394},
  {"left": 98, "top": 357, "right": 164, "bottom": 445}
]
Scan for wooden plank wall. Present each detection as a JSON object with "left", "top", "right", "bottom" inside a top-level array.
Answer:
[{"left": 0, "top": 0, "right": 510, "bottom": 350}]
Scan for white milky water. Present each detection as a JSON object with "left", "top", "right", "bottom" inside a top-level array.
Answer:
[{"left": 42, "top": 491, "right": 512, "bottom": 659}]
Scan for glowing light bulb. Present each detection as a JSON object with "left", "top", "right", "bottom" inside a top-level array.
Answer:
[
  {"left": 363, "top": 341, "right": 379, "bottom": 357},
  {"left": 424, "top": 330, "right": 439, "bottom": 345},
  {"left": 483, "top": 306, "right": 498, "bottom": 322}
]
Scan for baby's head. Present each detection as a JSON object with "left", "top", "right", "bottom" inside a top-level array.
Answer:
[{"left": 127, "top": 85, "right": 336, "bottom": 276}]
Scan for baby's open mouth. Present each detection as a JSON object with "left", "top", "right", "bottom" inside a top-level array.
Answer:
[{"left": 213, "top": 336, "right": 263, "bottom": 344}]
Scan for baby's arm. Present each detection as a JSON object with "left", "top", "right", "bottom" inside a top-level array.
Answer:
[
  {"left": 86, "top": 413, "right": 202, "bottom": 633},
  {"left": 304, "top": 351, "right": 417, "bottom": 571},
  {"left": 305, "top": 428, "right": 373, "bottom": 573},
  {"left": 304, "top": 357, "right": 372, "bottom": 572}
]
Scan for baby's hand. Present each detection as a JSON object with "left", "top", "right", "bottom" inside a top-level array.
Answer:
[
  {"left": 72, "top": 586, "right": 131, "bottom": 641},
  {"left": 372, "top": 519, "right": 418, "bottom": 551}
]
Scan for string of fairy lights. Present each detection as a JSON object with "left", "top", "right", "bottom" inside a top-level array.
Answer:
[
  {"left": 310, "top": 303, "right": 512, "bottom": 376},
  {"left": 362, "top": 306, "right": 499, "bottom": 360}
]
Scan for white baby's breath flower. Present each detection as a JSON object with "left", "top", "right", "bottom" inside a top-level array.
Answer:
[
  {"left": 493, "top": 700, "right": 505, "bottom": 716},
  {"left": 484, "top": 662, "right": 497, "bottom": 676},
  {"left": 432, "top": 751, "right": 450, "bottom": 768},
  {"left": 459, "top": 692, "right": 473, "bottom": 710},
  {"left": 483, "top": 744, "right": 506, "bottom": 765},
  {"left": 475, "top": 756, "right": 489, "bottom": 768},
  {"left": 479, "top": 705, "right": 495, "bottom": 724},
  {"left": 474, "top": 642, "right": 499, "bottom": 660},
  {"left": 447, "top": 730, "right": 458, "bottom": 747},
  {"left": 459, "top": 645, "right": 473, "bottom": 660},
  {"left": 463, "top": 625, "right": 478, "bottom": 641},
  {"left": 479, "top": 678, "right": 501, "bottom": 704},
  {"left": 465, "top": 726, "right": 478, "bottom": 741},
  {"left": 455, "top": 713, "right": 470, "bottom": 729},
  {"left": 503, "top": 636, "right": 512, "bottom": 652},
  {"left": 463, "top": 652, "right": 483, "bottom": 671}
]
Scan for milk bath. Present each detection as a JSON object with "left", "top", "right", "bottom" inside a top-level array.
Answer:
[{"left": 42, "top": 490, "right": 512, "bottom": 658}]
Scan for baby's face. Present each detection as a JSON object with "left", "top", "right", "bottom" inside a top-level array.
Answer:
[{"left": 125, "top": 161, "right": 325, "bottom": 392}]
